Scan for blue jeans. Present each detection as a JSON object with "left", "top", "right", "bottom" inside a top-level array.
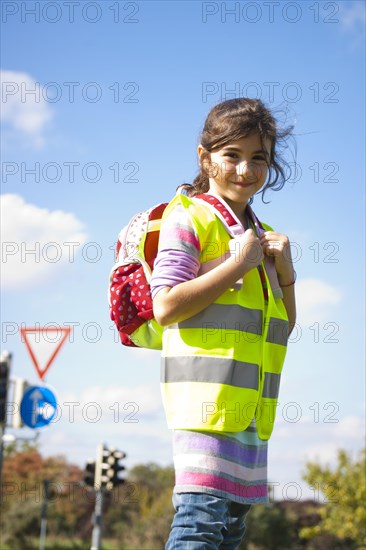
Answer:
[{"left": 165, "top": 492, "right": 252, "bottom": 549}]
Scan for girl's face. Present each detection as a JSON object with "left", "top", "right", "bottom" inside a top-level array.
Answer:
[{"left": 198, "top": 133, "right": 271, "bottom": 212}]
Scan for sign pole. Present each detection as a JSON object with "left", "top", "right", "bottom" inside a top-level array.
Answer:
[
  {"left": 0, "top": 431, "right": 4, "bottom": 497},
  {"left": 39, "top": 480, "right": 50, "bottom": 550},
  {"left": 91, "top": 488, "right": 103, "bottom": 550},
  {"left": 0, "top": 352, "right": 12, "bottom": 493}
]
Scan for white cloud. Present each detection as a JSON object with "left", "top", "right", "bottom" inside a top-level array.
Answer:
[
  {"left": 290, "top": 435, "right": 366, "bottom": 467},
  {"left": 339, "top": 1, "right": 365, "bottom": 31},
  {"left": 333, "top": 415, "right": 366, "bottom": 439},
  {"left": 1, "top": 194, "right": 87, "bottom": 289},
  {"left": 41, "top": 421, "right": 173, "bottom": 470},
  {"left": 302, "top": 441, "right": 347, "bottom": 466},
  {"left": 273, "top": 413, "right": 365, "bottom": 460},
  {"left": 39, "top": 383, "right": 171, "bottom": 468},
  {"left": 268, "top": 413, "right": 365, "bottom": 499},
  {"left": 295, "top": 278, "right": 341, "bottom": 325},
  {"left": 0, "top": 70, "right": 53, "bottom": 148},
  {"left": 60, "top": 382, "right": 162, "bottom": 421},
  {"left": 338, "top": 1, "right": 365, "bottom": 49}
]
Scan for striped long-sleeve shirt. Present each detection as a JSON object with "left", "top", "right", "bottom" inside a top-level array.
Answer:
[{"left": 151, "top": 200, "right": 269, "bottom": 504}]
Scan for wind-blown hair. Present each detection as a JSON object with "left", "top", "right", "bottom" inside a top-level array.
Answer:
[{"left": 180, "top": 98, "right": 294, "bottom": 203}]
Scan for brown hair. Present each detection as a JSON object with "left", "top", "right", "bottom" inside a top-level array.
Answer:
[{"left": 180, "top": 98, "right": 294, "bottom": 203}]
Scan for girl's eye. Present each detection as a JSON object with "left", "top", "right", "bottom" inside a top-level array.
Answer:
[
  {"left": 223, "top": 152, "right": 238, "bottom": 158},
  {"left": 253, "top": 155, "right": 267, "bottom": 162}
]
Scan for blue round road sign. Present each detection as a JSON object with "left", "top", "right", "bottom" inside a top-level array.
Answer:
[{"left": 20, "top": 385, "right": 58, "bottom": 428}]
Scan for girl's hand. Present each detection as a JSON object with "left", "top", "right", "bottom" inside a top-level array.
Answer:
[
  {"left": 238, "top": 228, "right": 264, "bottom": 273},
  {"left": 259, "top": 231, "right": 295, "bottom": 284}
]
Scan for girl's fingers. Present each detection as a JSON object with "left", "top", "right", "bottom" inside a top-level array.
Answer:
[
  {"left": 262, "top": 240, "right": 281, "bottom": 250},
  {"left": 262, "top": 241, "right": 285, "bottom": 257}
]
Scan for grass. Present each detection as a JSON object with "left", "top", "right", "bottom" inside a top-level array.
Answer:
[{"left": 0, "top": 537, "right": 130, "bottom": 550}]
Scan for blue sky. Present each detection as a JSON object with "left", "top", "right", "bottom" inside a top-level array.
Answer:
[{"left": 1, "top": 0, "right": 365, "bottom": 500}]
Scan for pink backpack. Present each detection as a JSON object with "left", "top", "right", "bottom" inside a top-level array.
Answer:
[
  {"left": 109, "top": 201, "right": 167, "bottom": 349},
  {"left": 109, "top": 194, "right": 268, "bottom": 350}
]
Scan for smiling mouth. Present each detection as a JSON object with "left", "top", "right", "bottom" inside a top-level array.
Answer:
[{"left": 233, "top": 181, "right": 256, "bottom": 188}]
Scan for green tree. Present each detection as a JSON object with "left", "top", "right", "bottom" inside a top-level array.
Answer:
[
  {"left": 300, "top": 447, "right": 366, "bottom": 549},
  {"left": 240, "top": 502, "right": 295, "bottom": 549},
  {"left": 1, "top": 441, "right": 93, "bottom": 547},
  {"left": 1, "top": 498, "right": 41, "bottom": 550},
  {"left": 104, "top": 463, "right": 175, "bottom": 549}
]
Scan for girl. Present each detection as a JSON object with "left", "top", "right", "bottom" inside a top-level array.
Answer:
[{"left": 151, "top": 98, "right": 296, "bottom": 549}]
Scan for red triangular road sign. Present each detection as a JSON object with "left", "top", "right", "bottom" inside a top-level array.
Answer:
[{"left": 21, "top": 327, "right": 71, "bottom": 380}]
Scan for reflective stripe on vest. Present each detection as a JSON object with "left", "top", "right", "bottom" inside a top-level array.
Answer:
[
  {"left": 266, "top": 317, "right": 289, "bottom": 346},
  {"left": 159, "top": 194, "right": 289, "bottom": 440},
  {"left": 177, "top": 303, "right": 262, "bottom": 336},
  {"left": 262, "top": 372, "right": 281, "bottom": 399},
  {"left": 162, "top": 356, "right": 259, "bottom": 389}
]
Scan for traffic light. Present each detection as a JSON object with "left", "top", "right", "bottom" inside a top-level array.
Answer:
[
  {"left": 0, "top": 352, "right": 12, "bottom": 425},
  {"left": 105, "top": 449, "right": 126, "bottom": 490},
  {"left": 95, "top": 444, "right": 126, "bottom": 491},
  {"left": 84, "top": 459, "right": 96, "bottom": 488}
]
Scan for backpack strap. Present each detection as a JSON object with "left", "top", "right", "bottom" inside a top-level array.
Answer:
[
  {"left": 195, "top": 193, "right": 245, "bottom": 237},
  {"left": 196, "top": 192, "right": 268, "bottom": 235}
]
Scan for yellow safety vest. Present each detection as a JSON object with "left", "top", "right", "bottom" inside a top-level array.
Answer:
[{"left": 159, "top": 193, "right": 289, "bottom": 440}]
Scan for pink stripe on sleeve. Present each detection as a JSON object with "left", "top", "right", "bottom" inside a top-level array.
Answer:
[{"left": 168, "top": 227, "right": 200, "bottom": 251}]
